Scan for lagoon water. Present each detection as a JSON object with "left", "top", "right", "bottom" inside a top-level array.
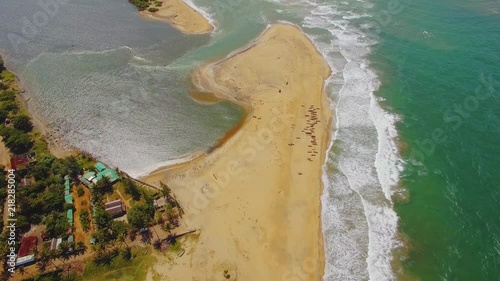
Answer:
[{"left": 1, "top": 0, "right": 499, "bottom": 280}]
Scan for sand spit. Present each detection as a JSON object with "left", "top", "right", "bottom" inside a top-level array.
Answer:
[{"left": 143, "top": 23, "right": 332, "bottom": 280}]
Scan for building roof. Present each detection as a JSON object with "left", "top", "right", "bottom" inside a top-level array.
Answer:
[
  {"left": 67, "top": 209, "right": 73, "bottom": 225},
  {"left": 83, "top": 171, "right": 96, "bottom": 181},
  {"left": 96, "top": 169, "right": 119, "bottom": 183},
  {"left": 50, "top": 238, "right": 63, "bottom": 250},
  {"left": 10, "top": 155, "right": 30, "bottom": 170},
  {"left": 105, "top": 205, "right": 125, "bottom": 216},
  {"left": 65, "top": 176, "right": 71, "bottom": 189},
  {"left": 105, "top": 199, "right": 123, "bottom": 209},
  {"left": 95, "top": 162, "right": 107, "bottom": 172},
  {"left": 15, "top": 255, "right": 35, "bottom": 267},
  {"left": 65, "top": 194, "right": 73, "bottom": 204},
  {"left": 18, "top": 236, "right": 37, "bottom": 257}
]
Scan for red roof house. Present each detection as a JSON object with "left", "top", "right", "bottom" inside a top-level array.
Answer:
[
  {"left": 18, "top": 236, "right": 37, "bottom": 257},
  {"left": 10, "top": 155, "right": 31, "bottom": 171}
]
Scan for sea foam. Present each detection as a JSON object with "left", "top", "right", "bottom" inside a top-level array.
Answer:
[{"left": 293, "top": 0, "right": 404, "bottom": 280}]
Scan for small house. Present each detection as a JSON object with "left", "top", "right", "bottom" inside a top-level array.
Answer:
[
  {"left": 104, "top": 199, "right": 125, "bottom": 217},
  {"left": 50, "top": 238, "right": 62, "bottom": 251},
  {"left": 18, "top": 236, "right": 37, "bottom": 257},
  {"left": 10, "top": 155, "right": 30, "bottom": 171},
  {"left": 15, "top": 255, "right": 35, "bottom": 268}
]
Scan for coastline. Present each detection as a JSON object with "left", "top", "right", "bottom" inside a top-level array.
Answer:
[
  {"left": 142, "top": 23, "right": 332, "bottom": 280},
  {"left": 17, "top": 90, "right": 77, "bottom": 158},
  {"left": 139, "top": 0, "right": 214, "bottom": 34}
]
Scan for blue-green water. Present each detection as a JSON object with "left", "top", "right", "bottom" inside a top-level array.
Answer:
[
  {"left": 1, "top": 0, "right": 499, "bottom": 280},
  {"left": 370, "top": 0, "right": 500, "bottom": 280}
]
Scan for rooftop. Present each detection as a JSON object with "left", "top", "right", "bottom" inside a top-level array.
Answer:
[{"left": 18, "top": 236, "right": 37, "bottom": 257}]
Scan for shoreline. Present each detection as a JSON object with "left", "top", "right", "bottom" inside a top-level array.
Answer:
[
  {"left": 142, "top": 23, "right": 332, "bottom": 280},
  {"left": 17, "top": 89, "right": 78, "bottom": 158},
  {"left": 139, "top": 0, "right": 214, "bottom": 34}
]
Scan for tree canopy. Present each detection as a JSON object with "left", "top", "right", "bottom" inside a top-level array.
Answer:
[
  {"left": 12, "top": 114, "right": 33, "bottom": 132},
  {"left": 127, "top": 202, "right": 155, "bottom": 229}
]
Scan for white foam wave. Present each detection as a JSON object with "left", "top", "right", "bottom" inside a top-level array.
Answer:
[
  {"left": 183, "top": 0, "right": 218, "bottom": 32},
  {"left": 296, "top": 0, "right": 404, "bottom": 280}
]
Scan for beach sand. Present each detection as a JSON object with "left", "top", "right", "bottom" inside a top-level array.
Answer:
[
  {"left": 142, "top": 23, "right": 332, "bottom": 280},
  {"left": 140, "top": 0, "right": 214, "bottom": 34}
]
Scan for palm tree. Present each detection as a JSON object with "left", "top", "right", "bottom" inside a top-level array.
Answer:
[
  {"left": 160, "top": 182, "right": 172, "bottom": 200},
  {"left": 118, "top": 233, "right": 129, "bottom": 248}
]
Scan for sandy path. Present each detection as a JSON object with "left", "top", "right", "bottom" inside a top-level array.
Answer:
[{"left": 142, "top": 23, "right": 332, "bottom": 280}]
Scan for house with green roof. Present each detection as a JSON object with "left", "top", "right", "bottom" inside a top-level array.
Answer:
[{"left": 78, "top": 163, "right": 119, "bottom": 188}]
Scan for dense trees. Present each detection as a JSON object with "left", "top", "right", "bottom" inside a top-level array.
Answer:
[
  {"left": 129, "top": 0, "right": 150, "bottom": 10},
  {"left": 2, "top": 128, "right": 33, "bottom": 154},
  {"left": 122, "top": 177, "right": 141, "bottom": 200},
  {"left": 12, "top": 114, "right": 32, "bottom": 132},
  {"left": 44, "top": 212, "right": 70, "bottom": 237},
  {"left": 80, "top": 210, "right": 91, "bottom": 232},
  {"left": 127, "top": 202, "right": 155, "bottom": 229},
  {"left": 0, "top": 75, "right": 33, "bottom": 154}
]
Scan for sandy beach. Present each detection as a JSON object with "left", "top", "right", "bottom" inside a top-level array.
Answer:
[
  {"left": 140, "top": 0, "right": 214, "bottom": 34},
  {"left": 143, "top": 23, "right": 332, "bottom": 280}
]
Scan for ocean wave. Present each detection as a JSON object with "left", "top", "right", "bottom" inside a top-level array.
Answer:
[{"left": 297, "top": 0, "right": 404, "bottom": 280}]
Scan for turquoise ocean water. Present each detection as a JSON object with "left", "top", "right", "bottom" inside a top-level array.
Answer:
[{"left": 1, "top": 0, "right": 499, "bottom": 280}]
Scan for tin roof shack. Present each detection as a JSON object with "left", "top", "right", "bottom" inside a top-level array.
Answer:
[
  {"left": 64, "top": 175, "right": 73, "bottom": 204},
  {"left": 15, "top": 255, "right": 35, "bottom": 268},
  {"left": 105, "top": 199, "right": 126, "bottom": 217},
  {"left": 50, "top": 238, "right": 63, "bottom": 251}
]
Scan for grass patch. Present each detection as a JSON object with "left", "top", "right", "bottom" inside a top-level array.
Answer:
[
  {"left": 1, "top": 70, "right": 15, "bottom": 84},
  {"left": 79, "top": 247, "right": 156, "bottom": 281}
]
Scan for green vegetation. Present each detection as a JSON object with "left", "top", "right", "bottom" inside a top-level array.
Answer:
[
  {"left": 80, "top": 210, "right": 91, "bottom": 232},
  {"left": 12, "top": 114, "right": 33, "bottom": 132},
  {"left": 0, "top": 56, "right": 174, "bottom": 280},
  {"left": 147, "top": 7, "right": 159, "bottom": 12},
  {"left": 0, "top": 126, "right": 33, "bottom": 154},
  {"left": 127, "top": 202, "right": 155, "bottom": 229},
  {"left": 154, "top": 1, "right": 163, "bottom": 7},
  {"left": 128, "top": 0, "right": 150, "bottom": 11},
  {"left": 122, "top": 177, "right": 141, "bottom": 200},
  {"left": 77, "top": 186, "right": 85, "bottom": 197},
  {"left": 79, "top": 247, "right": 155, "bottom": 281}
]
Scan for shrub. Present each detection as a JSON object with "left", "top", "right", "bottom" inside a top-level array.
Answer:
[
  {"left": 4, "top": 129, "right": 33, "bottom": 154},
  {"left": 80, "top": 210, "right": 91, "bottom": 232},
  {"left": 148, "top": 7, "right": 159, "bottom": 12},
  {"left": 0, "top": 90, "right": 16, "bottom": 102},
  {"left": 127, "top": 203, "right": 155, "bottom": 229},
  {"left": 12, "top": 114, "right": 33, "bottom": 132},
  {"left": 129, "top": 0, "right": 150, "bottom": 11},
  {"left": 77, "top": 186, "right": 85, "bottom": 197},
  {"left": 122, "top": 177, "right": 141, "bottom": 200}
]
